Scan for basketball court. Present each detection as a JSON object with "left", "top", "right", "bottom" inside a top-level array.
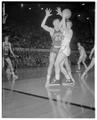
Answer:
[{"left": 2, "top": 65, "right": 95, "bottom": 118}]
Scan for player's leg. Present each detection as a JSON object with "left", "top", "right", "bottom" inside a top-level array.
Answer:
[
  {"left": 60, "top": 59, "right": 70, "bottom": 80},
  {"left": 55, "top": 51, "right": 65, "bottom": 81},
  {"left": 82, "top": 56, "right": 87, "bottom": 69},
  {"left": 77, "top": 56, "right": 82, "bottom": 70},
  {"left": 81, "top": 57, "right": 94, "bottom": 79},
  {"left": 64, "top": 56, "right": 75, "bottom": 84},
  {"left": 46, "top": 51, "right": 56, "bottom": 86},
  {"left": 6, "top": 57, "right": 18, "bottom": 79},
  {"left": 6, "top": 65, "right": 12, "bottom": 81}
]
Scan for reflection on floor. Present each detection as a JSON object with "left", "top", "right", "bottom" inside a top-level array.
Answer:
[{"left": 2, "top": 66, "right": 95, "bottom": 118}]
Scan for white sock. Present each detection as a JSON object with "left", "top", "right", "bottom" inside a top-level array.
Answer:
[
  {"left": 55, "top": 74, "right": 60, "bottom": 80},
  {"left": 46, "top": 75, "right": 50, "bottom": 83}
]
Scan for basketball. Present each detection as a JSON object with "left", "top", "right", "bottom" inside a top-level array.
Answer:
[{"left": 62, "top": 9, "right": 72, "bottom": 19}]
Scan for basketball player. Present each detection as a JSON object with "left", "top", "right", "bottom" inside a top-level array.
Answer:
[
  {"left": 77, "top": 42, "right": 87, "bottom": 71},
  {"left": 53, "top": 8, "right": 75, "bottom": 85},
  {"left": 3, "top": 35, "right": 18, "bottom": 80},
  {"left": 41, "top": 8, "right": 64, "bottom": 87},
  {"left": 81, "top": 47, "right": 94, "bottom": 79}
]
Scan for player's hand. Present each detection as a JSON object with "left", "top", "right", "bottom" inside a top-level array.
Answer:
[
  {"left": 45, "top": 8, "right": 52, "bottom": 17},
  {"left": 56, "top": 7, "right": 62, "bottom": 16}
]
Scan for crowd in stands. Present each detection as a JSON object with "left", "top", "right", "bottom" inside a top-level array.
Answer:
[{"left": 3, "top": 23, "right": 94, "bottom": 68}]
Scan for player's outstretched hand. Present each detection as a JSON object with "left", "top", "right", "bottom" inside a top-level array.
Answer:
[{"left": 45, "top": 8, "right": 52, "bottom": 17}]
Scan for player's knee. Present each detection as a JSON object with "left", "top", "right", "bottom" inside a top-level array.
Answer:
[
  {"left": 48, "top": 63, "right": 53, "bottom": 69},
  {"left": 49, "top": 58, "right": 55, "bottom": 65},
  {"left": 49, "top": 60, "right": 54, "bottom": 67},
  {"left": 54, "top": 61, "right": 59, "bottom": 69},
  {"left": 60, "top": 63, "right": 63, "bottom": 70}
]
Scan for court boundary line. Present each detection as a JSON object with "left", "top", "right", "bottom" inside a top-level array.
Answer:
[{"left": 3, "top": 88, "right": 95, "bottom": 111}]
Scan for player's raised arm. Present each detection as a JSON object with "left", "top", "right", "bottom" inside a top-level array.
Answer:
[
  {"left": 41, "top": 8, "right": 53, "bottom": 33},
  {"left": 61, "top": 20, "right": 73, "bottom": 50}
]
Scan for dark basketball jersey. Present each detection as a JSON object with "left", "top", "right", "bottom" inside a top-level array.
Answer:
[{"left": 52, "top": 30, "right": 63, "bottom": 47}]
